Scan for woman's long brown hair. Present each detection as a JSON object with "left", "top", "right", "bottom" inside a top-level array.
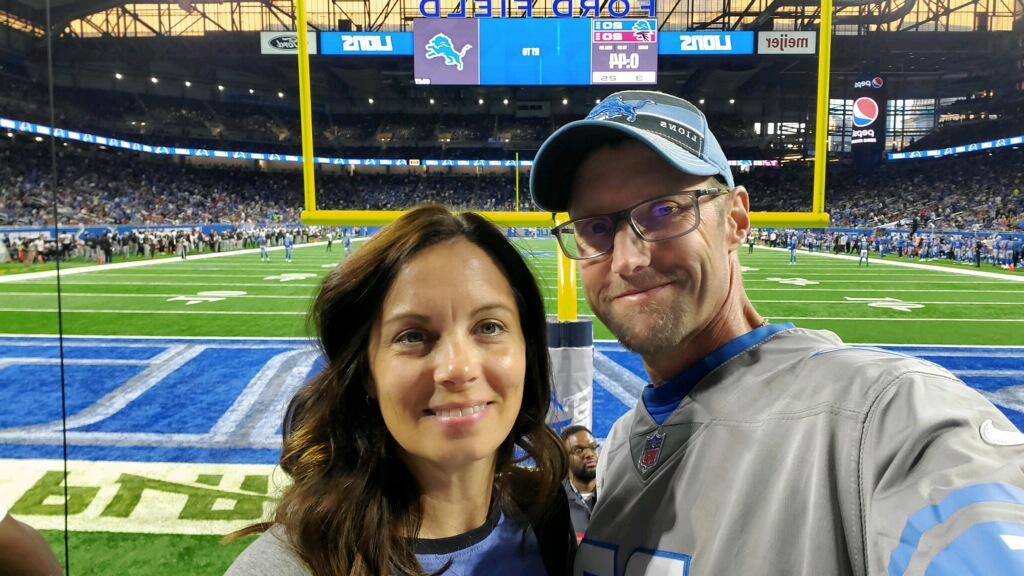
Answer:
[{"left": 229, "top": 205, "right": 567, "bottom": 575}]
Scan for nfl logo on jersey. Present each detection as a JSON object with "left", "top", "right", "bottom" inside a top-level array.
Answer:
[{"left": 639, "top": 429, "right": 666, "bottom": 472}]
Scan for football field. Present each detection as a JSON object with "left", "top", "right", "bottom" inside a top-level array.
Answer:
[{"left": 1, "top": 238, "right": 1022, "bottom": 575}]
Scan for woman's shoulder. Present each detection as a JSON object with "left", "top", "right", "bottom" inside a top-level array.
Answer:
[{"left": 225, "top": 525, "right": 312, "bottom": 576}]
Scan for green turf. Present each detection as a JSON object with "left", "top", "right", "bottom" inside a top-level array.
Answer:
[
  {"left": 41, "top": 530, "right": 256, "bottom": 576},
  {"left": 6, "top": 239, "right": 1024, "bottom": 575},
  {"left": 2, "top": 240, "right": 1023, "bottom": 344}
]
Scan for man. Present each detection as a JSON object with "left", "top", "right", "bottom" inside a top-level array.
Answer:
[
  {"left": 858, "top": 234, "right": 870, "bottom": 266},
  {"left": 530, "top": 90, "right": 1024, "bottom": 575},
  {"left": 284, "top": 231, "right": 294, "bottom": 262},
  {"left": 257, "top": 233, "right": 269, "bottom": 262},
  {"left": 559, "top": 425, "right": 599, "bottom": 540}
]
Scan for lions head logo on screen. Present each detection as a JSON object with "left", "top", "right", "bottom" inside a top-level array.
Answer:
[
  {"left": 632, "top": 20, "right": 655, "bottom": 42},
  {"left": 586, "top": 95, "right": 655, "bottom": 123},
  {"left": 424, "top": 33, "right": 472, "bottom": 71}
]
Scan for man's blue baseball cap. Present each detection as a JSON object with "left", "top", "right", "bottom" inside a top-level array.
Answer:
[{"left": 529, "top": 90, "right": 735, "bottom": 213}]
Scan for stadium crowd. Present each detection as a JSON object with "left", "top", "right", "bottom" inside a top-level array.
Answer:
[{"left": 2, "top": 137, "right": 1020, "bottom": 231}]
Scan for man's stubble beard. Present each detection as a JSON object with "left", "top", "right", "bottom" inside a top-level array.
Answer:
[
  {"left": 573, "top": 466, "right": 597, "bottom": 484},
  {"left": 597, "top": 298, "right": 689, "bottom": 357}
]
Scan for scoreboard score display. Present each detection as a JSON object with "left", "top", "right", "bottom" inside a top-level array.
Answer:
[{"left": 413, "top": 18, "right": 657, "bottom": 86}]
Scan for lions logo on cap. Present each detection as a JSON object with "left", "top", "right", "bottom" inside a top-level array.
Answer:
[{"left": 586, "top": 95, "right": 654, "bottom": 123}]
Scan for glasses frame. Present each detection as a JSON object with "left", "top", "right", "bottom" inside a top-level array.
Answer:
[
  {"left": 551, "top": 188, "right": 730, "bottom": 261},
  {"left": 569, "top": 444, "right": 601, "bottom": 457}
]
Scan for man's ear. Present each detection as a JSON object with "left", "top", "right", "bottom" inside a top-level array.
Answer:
[{"left": 725, "top": 186, "right": 751, "bottom": 251}]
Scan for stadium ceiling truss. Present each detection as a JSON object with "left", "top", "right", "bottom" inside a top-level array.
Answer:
[{"left": 0, "top": 0, "right": 1018, "bottom": 37}]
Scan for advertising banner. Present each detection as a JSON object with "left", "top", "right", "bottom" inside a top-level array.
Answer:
[{"left": 260, "top": 31, "right": 318, "bottom": 55}]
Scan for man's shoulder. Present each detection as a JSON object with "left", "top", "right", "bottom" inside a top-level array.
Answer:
[{"left": 721, "top": 327, "right": 958, "bottom": 413}]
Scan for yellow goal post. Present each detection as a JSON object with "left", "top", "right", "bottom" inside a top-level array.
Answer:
[{"left": 294, "top": 0, "right": 835, "bottom": 322}]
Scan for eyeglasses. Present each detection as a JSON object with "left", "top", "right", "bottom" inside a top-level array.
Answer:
[
  {"left": 569, "top": 444, "right": 600, "bottom": 457},
  {"left": 551, "top": 189, "right": 729, "bottom": 261}
]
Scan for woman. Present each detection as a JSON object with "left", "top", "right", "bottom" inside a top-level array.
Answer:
[{"left": 227, "top": 205, "right": 573, "bottom": 575}]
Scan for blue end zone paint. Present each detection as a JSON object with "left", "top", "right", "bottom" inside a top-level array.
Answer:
[
  {"left": 591, "top": 377, "right": 630, "bottom": 439},
  {"left": 1, "top": 364, "right": 146, "bottom": 427},
  {"left": 598, "top": 349, "right": 648, "bottom": 380},
  {"left": 76, "top": 347, "right": 295, "bottom": 434},
  {"left": 276, "top": 355, "right": 327, "bottom": 437},
  {"left": 1, "top": 443, "right": 282, "bottom": 465},
  {"left": 0, "top": 346, "right": 168, "bottom": 361},
  {"left": 1, "top": 337, "right": 1023, "bottom": 464}
]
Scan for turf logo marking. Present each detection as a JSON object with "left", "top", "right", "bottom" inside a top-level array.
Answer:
[
  {"left": 264, "top": 273, "right": 318, "bottom": 282},
  {"left": 765, "top": 277, "right": 819, "bottom": 286},
  {"left": 1, "top": 460, "right": 284, "bottom": 534},
  {"left": 843, "top": 297, "right": 925, "bottom": 312},
  {"left": 167, "top": 291, "right": 247, "bottom": 305}
]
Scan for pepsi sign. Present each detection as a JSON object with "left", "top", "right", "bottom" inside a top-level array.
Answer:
[
  {"left": 853, "top": 77, "right": 884, "bottom": 89},
  {"left": 659, "top": 31, "right": 754, "bottom": 55},
  {"left": 851, "top": 76, "right": 887, "bottom": 150},
  {"left": 852, "top": 97, "right": 879, "bottom": 128}
]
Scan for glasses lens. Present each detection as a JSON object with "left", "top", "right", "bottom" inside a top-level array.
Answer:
[
  {"left": 571, "top": 444, "right": 600, "bottom": 456},
  {"left": 558, "top": 217, "right": 614, "bottom": 259},
  {"left": 631, "top": 194, "right": 699, "bottom": 241}
]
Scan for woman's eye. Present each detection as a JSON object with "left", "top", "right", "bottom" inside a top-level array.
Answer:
[
  {"left": 396, "top": 331, "right": 424, "bottom": 344},
  {"left": 478, "top": 322, "right": 502, "bottom": 335}
]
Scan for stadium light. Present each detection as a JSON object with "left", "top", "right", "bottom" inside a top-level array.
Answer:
[
  {"left": 368, "top": 98, "right": 374, "bottom": 104},
  {"left": 115, "top": 73, "right": 123, "bottom": 80},
  {"left": 503, "top": 98, "right": 508, "bottom": 105},
  {"left": 249, "top": 89, "right": 254, "bottom": 94},
  {"left": 699, "top": 99, "right": 705, "bottom": 104},
  {"left": 429, "top": 98, "right": 435, "bottom": 105},
  {"left": 595, "top": 99, "right": 600, "bottom": 104},
  {"left": 562, "top": 98, "right": 568, "bottom": 105},
  {"left": 478, "top": 98, "right": 484, "bottom": 105},
  {"left": 184, "top": 81, "right": 191, "bottom": 87},
  {"left": 278, "top": 92, "right": 284, "bottom": 98},
  {"left": 151, "top": 77, "right": 158, "bottom": 84},
  {"left": 729, "top": 99, "right": 735, "bottom": 104},
  {"left": 218, "top": 85, "right": 224, "bottom": 91}
]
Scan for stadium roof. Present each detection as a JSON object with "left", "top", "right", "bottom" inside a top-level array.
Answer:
[{"left": 7, "top": 0, "right": 130, "bottom": 31}]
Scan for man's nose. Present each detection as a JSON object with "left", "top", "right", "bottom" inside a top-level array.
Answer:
[{"left": 608, "top": 220, "right": 651, "bottom": 276}]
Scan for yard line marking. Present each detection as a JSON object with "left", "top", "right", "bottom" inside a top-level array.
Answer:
[
  {"left": 770, "top": 317, "right": 1024, "bottom": 322},
  {"left": 0, "top": 292, "right": 313, "bottom": 299},
  {"left": 0, "top": 308, "right": 306, "bottom": 315}
]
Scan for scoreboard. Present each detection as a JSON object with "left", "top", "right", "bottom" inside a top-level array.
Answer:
[
  {"left": 590, "top": 19, "right": 657, "bottom": 84},
  {"left": 412, "top": 18, "right": 657, "bottom": 86}
]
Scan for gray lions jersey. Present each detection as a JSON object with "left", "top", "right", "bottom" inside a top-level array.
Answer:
[{"left": 578, "top": 324, "right": 1024, "bottom": 575}]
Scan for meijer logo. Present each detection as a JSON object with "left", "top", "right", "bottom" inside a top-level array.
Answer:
[{"left": 758, "top": 31, "right": 816, "bottom": 54}]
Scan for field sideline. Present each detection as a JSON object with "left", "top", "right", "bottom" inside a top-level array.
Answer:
[{"left": 1, "top": 237, "right": 1022, "bottom": 575}]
